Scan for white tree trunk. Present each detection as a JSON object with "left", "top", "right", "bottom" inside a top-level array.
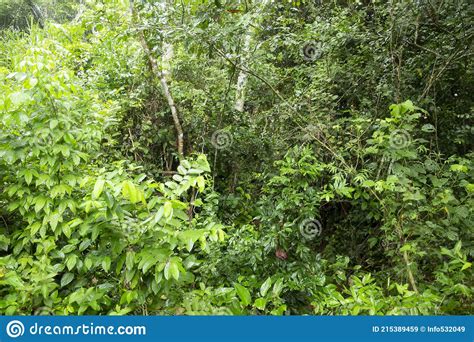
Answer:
[
  {"left": 161, "top": 0, "right": 174, "bottom": 79},
  {"left": 234, "top": 31, "right": 252, "bottom": 112},
  {"left": 162, "top": 41, "right": 174, "bottom": 79},
  {"left": 234, "top": 0, "right": 270, "bottom": 112},
  {"left": 131, "top": 0, "right": 184, "bottom": 156}
]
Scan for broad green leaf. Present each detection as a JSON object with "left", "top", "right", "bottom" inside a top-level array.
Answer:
[
  {"left": 66, "top": 255, "right": 77, "bottom": 271},
  {"left": 92, "top": 178, "right": 105, "bottom": 199},
  {"left": 24, "top": 77, "right": 38, "bottom": 89},
  {"left": 126, "top": 251, "right": 135, "bottom": 271},
  {"left": 450, "top": 164, "right": 468, "bottom": 173},
  {"left": 35, "top": 196, "right": 47, "bottom": 213},
  {"left": 234, "top": 283, "right": 251, "bottom": 306},
  {"left": 399, "top": 244, "right": 412, "bottom": 252},
  {"left": 79, "top": 239, "right": 91, "bottom": 252},
  {"left": 24, "top": 170, "right": 33, "bottom": 185},
  {"left": 260, "top": 277, "right": 272, "bottom": 297},
  {"left": 49, "top": 212, "right": 60, "bottom": 231},
  {"left": 154, "top": 206, "right": 164, "bottom": 224},
  {"left": 50, "top": 119, "right": 59, "bottom": 130},
  {"left": 179, "top": 230, "right": 205, "bottom": 252},
  {"left": 29, "top": 222, "right": 41, "bottom": 236},
  {"left": 102, "top": 256, "right": 111, "bottom": 272},
  {"left": 196, "top": 176, "right": 205, "bottom": 192},
  {"left": 272, "top": 278, "right": 284, "bottom": 297},
  {"left": 194, "top": 155, "right": 211, "bottom": 172},
  {"left": 163, "top": 201, "right": 173, "bottom": 218},
  {"left": 84, "top": 258, "right": 93, "bottom": 270},
  {"left": 254, "top": 298, "right": 267, "bottom": 310},
  {"left": 61, "top": 273, "right": 74, "bottom": 287},
  {"left": 164, "top": 259, "right": 180, "bottom": 280},
  {"left": 181, "top": 160, "right": 191, "bottom": 169}
]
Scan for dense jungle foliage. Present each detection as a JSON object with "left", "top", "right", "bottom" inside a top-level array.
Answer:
[{"left": 0, "top": 0, "right": 473, "bottom": 315}]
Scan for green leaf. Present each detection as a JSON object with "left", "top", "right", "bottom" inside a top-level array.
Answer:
[
  {"left": 450, "top": 164, "right": 468, "bottom": 173},
  {"left": 104, "top": 191, "right": 114, "bottom": 208},
  {"left": 49, "top": 212, "right": 60, "bottom": 231},
  {"left": 102, "top": 256, "right": 111, "bottom": 272},
  {"left": 12, "top": 72, "right": 27, "bottom": 81},
  {"left": 234, "top": 283, "right": 251, "bottom": 306},
  {"left": 24, "top": 77, "right": 38, "bottom": 89},
  {"left": 399, "top": 244, "right": 412, "bottom": 252},
  {"left": 164, "top": 258, "right": 180, "bottom": 281},
  {"left": 272, "top": 278, "right": 284, "bottom": 297},
  {"left": 254, "top": 298, "right": 267, "bottom": 310},
  {"left": 271, "top": 304, "right": 287, "bottom": 315},
  {"left": 440, "top": 247, "right": 452, "bottom": 256},
  {"left": 92, "top": 178, "right": 105, "bottom": 199},
  {"left": 181, "top": 160, "right": 191, "bottom": 169},
  {"left": 66, "top": 255, "right": 77, "bottom": 271},
  {"left": 62, "top": 224, "right": 71, "bottom": 238},
  {"left": 64, "top": 132, "right": 76, "bottom": 144},
  {"left": 140, "top": 256, "right": 156, "bottom": 274},
  {"left": 401, "top": 99, "right": 415, "bottom": 112},
  {"left": 10, "top": 91, "right": 28, "bottom": 105},
  {"left": 50, "top": 119, "right": 59, "bottom": 130},
  {"left": 179, "top": 230, "right": 205, "bottom": 252},
  {"left": 260, "top": 277, "right": 272, "bottom": 297},
  {"left": 163, "top": 201, "right": 173, "bottom": 218},
  {"left": 24, "top": 170, "right": 33, "bottom": 185},
  {"left": 194, "top": 155, "right": 211, "bottom": 172},
  {"left": 79, "top": 239, "right": 91, "bottom": 252},
  {"left": 196, "top": 176, "right": 205, "bottom": 192},
  {"left": 29, "top": 222, "right": 41, "bottom": 236},
  {"left": 35, "top": 196, "right": 47, "bottom": 213},
  {"left": 154, "top": 206, "right": 164, "bottom": 224},
  {"left": 126, "top": 251, "right": 135, "bottom": 271},
  {"left": 122, "top": 180, "right": 139, "bottom": 203},
  {"left": 61, "top": 273, "right": 74, "bottom": 287},
  {"left": 84, "top": 258, "right": 93, "bottom": 270},
  {"left": 421, "top": 124, "right": 435, "bottom": 132}
]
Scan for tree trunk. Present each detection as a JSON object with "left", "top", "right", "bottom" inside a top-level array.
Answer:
[
  {"left": 234, "top": 31, "right": 252, "bottom": 112},
  {"left": 130, "top": 0, "right": 184, "bottom": 157},
  {"left": 233, "top": 0, "right": 270, "bottom": 112},
  {"left": 162, "top": 41, "right": 174, "bottom": 80},
  {"left": 26, "top": 0, "right": 44, "bottom": 28}
]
